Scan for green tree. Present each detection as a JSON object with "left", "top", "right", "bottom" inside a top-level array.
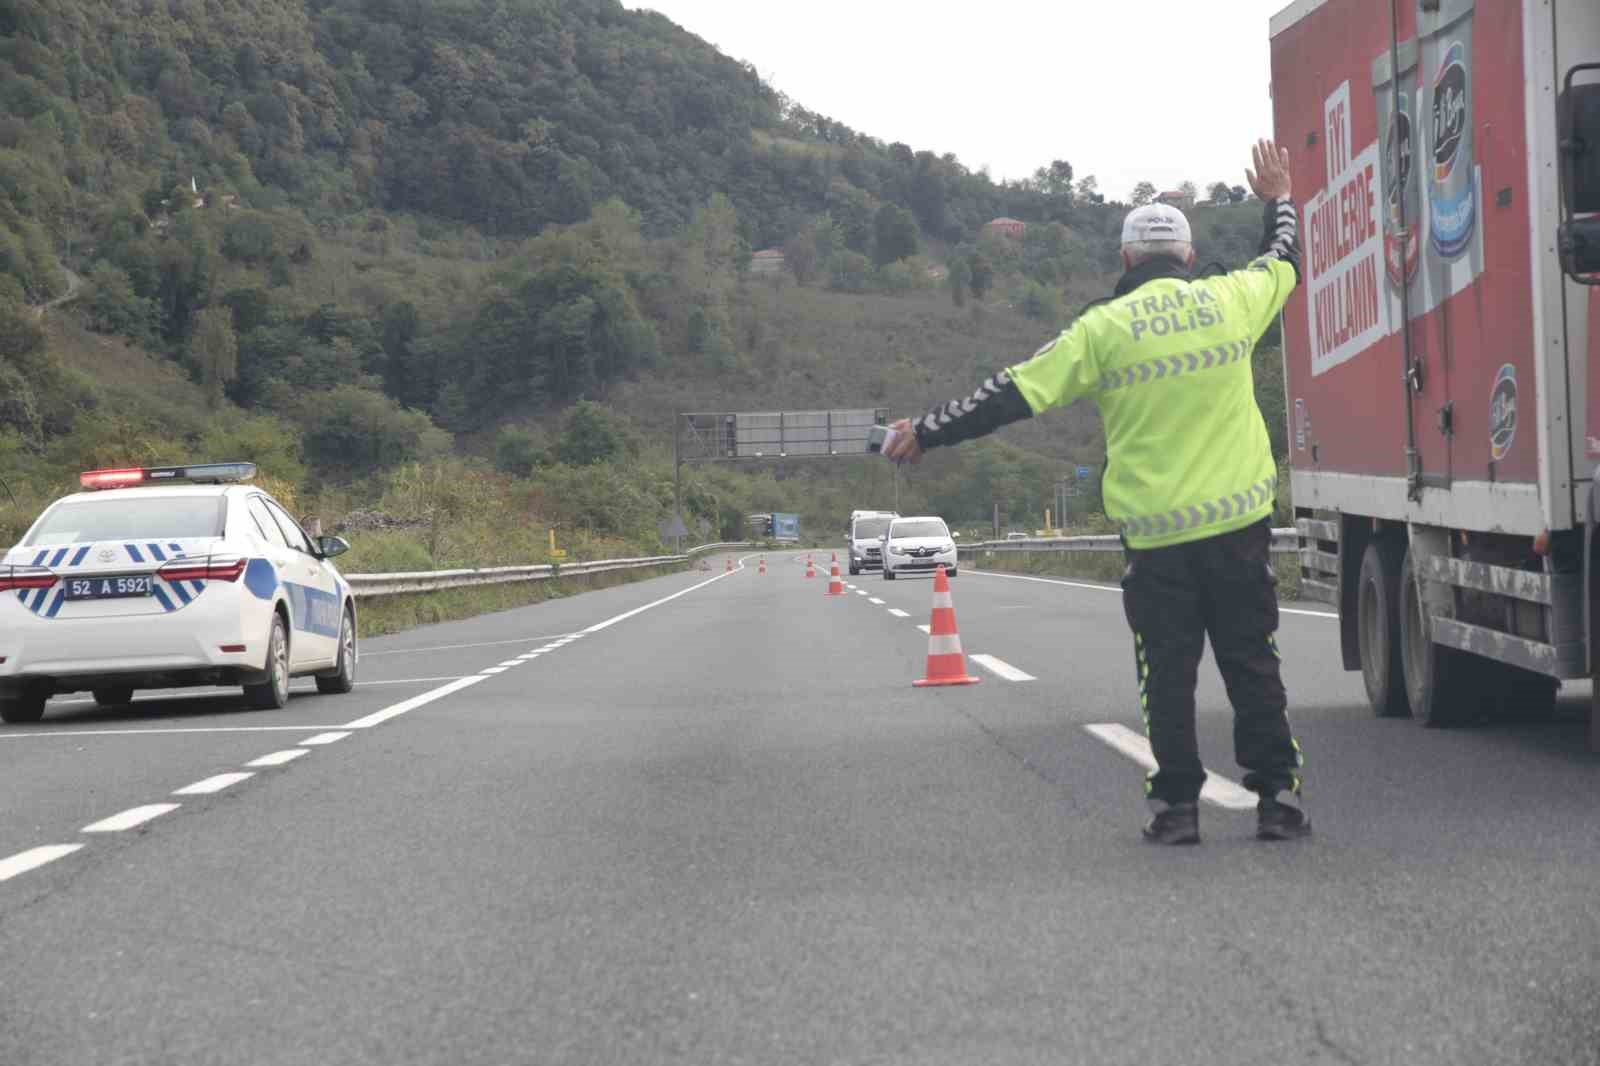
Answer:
[
  {"left": 967, "top": 250, "right": 994, "bottom": 300},
  {"left": 556, "top": 400, "right": 636, "bottom": 465},
  {"left": 187, "top": 306, "right": 239, "bottom": 407},
  {"left": 296, "top": 386, "right": 450, "bottom": 474},
  {"left": 872, "top": 203, "right": 919, "bottom": 265},
  {"left": 947, "top": 256, "right": 970, "bottom": 307},
  {"left": 494, "top": 425, "right": 547, "bottom": 477},
  {"left": 1207, "top": 181, "right": 1232, "bottom": 205},
  {"left": 826, "top": 250, "right": 872, "bottom": 293},
  {"left": 1130, "top": 182, "right": 1157, "bottom": 207}
]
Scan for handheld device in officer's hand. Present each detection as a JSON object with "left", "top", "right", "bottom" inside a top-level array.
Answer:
[{"left": 866, "top": 424, "right": 898, "bottom": 455}]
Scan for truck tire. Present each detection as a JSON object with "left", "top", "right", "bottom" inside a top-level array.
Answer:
[
  {"left": 1398, "top": 545, "right": 1484, "bottom": 727},
  {"left": 1357, "top": 540, "right": 1409, "bottom": 718}
]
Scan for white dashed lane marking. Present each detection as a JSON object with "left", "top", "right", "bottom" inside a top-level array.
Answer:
[
  {"left": 0, "top": 844, "right": 82, "bottom": 882},
  {"left": 496, "top": 660, "right": 524, "bottom": 667},
  {"left": 173, "top": 772, "right": 254, "bottom": 796},
  {"left": 246, "top": 749, "right": 309, "bottom": 768},
  {"left": 300, "top": 732, "right": 350, "bottom": 746},
  {"left": 869, "top": 597, "right": 885, "bottom": 605},
  {"left": 1083, "top": 723, "right": 1257, "bottom": 811},
  {"left": 970, "top": 654, "right": 1036, "bottom": 682},
  {"left": 82, "top": 804, "right": 181, "bottom": 833},
  {"left": 888, "top": 609, "right": 910, "bottom": 618},
  {"left": 918, "top": 624, "right": 931, "bottom": 634}
]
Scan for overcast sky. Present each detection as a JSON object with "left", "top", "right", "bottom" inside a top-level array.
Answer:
[{"left": 628, "top": 0, "right": 1292, "bottom": 201}]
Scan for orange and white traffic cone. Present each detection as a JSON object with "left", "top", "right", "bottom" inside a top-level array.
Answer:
[
  {"left": 805, "top": 557, "right": 816, "bottom": 579},
  {"left": 759, "top": 557, "right": 766, "bottom": 575},
  {"left": 725, "top": 558, "right": 733, "bottom": 573},
  {"left": 913, "top": 565, "right": 980, "bottom": 687},
  {"left": 827, "top": 558, "right": 845, "bottom": 596}
]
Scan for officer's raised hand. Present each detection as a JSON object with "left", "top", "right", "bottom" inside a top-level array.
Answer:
[{"left": 1246, "top": 138, "right": 1292, "bottom": 200}]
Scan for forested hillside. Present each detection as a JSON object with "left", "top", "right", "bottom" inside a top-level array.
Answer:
[{"left": 0, "top": 0, "right": 1281, "bottom": 555}]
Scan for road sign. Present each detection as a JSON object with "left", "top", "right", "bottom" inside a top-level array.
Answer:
[
  {"left": 1076, "top": 465, "right": 1093, "bottom": 479},
  {"left": 677, "top": 410, "right": 889, "bottom": 462},
  {"left": 658, "top": 513, "right": 689, "bottom": 540},
  {"left": 771, "top": 513, "right": 800, "bottom": 541}
]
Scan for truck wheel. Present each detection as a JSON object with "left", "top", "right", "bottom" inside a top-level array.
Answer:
[
  {"left": 1399, "top": 546, "right": 1482, "bottom": 728},
  {"left": 1357, "top": 540, "right": 1409, "bottom": 718}
]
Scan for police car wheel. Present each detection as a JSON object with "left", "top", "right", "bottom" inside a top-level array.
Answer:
[
  {"left": 92, "top": 688, "right": 134, "bottom": 708},
  {"left": 316, "top": 607, "right": 357, "bottom": 695},
  {"left": 245, "top": 616, "right": 291, "bottom": 710},
  {"left": 0, "top": 690, "right": 46, "bottom": 724}
]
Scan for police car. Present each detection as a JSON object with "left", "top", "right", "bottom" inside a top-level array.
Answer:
[{"left": 0, "top": 463, "right": 357, "bottom": 724}]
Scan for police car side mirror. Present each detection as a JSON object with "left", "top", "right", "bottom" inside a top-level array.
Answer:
[{"left": 316, "top": 535, "right": 351, "bottom": 559}]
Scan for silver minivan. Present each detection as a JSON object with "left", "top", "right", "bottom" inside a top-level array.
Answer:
[{"left": 846, "top": 511, "right": 897, "bottom": 575}]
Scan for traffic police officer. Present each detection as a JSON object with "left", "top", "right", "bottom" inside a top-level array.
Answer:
[{"left": 884, "top": 140, "right": 1308, "bottom": 845}]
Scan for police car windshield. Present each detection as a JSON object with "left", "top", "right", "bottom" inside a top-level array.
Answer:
[
  {"left": 853, "top": 517, "right": 892, "bottom": 539},
  {"left": 890, "top": 520, "right": 948, "bottom": 539},
  {"left": 26, "top": 497, "right": 227, "bottom": 546}
]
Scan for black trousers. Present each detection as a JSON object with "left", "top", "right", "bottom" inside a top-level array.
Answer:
[{"left": 1120, "top": 519, "right": 1301, "bottom": 804}]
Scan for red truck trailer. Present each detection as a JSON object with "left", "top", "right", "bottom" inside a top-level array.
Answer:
[{"left": 1268, "top": 0, "right": 1600, "bottom": 740}]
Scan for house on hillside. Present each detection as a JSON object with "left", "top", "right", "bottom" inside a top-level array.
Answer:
[
  {"left": 750, "top": 248, "right": 786, "bottom": 274},
  {"left": 982, "top": 217, "right": 1026, "bottom": 241},
  {"left": 1155, "top": 189, "right": 1195, "bottom": 211}
]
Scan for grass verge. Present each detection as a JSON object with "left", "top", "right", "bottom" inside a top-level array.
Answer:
[{"left": 354, "top": 561, "right": 693, "bottom": 638}]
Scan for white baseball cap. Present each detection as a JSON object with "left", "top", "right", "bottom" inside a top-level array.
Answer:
[{"left": 1121, "top": 203, "right": 1192, "bottom": 245}]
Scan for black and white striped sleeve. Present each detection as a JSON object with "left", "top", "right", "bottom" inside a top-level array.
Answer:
[
  {"left": 1255, "top": 196, "right": 1301, "bottom": 283},
  {"left": 911, "top": 369, "right": 1034, "bottom": 452}
]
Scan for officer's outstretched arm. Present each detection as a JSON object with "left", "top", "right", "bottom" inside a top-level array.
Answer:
[{"left": 905, "top": 318, "right": 1099, "bottom": 454}]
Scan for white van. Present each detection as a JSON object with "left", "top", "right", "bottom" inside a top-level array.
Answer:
[{"left": 846, "top": 510, "right": 898, "bottom": 575}]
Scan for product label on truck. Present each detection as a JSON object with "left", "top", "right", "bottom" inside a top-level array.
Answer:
[{"left": 1305, "top": 81, "right": 1390, "bottom": 376}]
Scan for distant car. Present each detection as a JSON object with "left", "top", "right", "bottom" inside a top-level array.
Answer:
[
  {"left": 847, "top": 510, "right": 897, "bottom": 575},
  {"left": 0, "top": 463, "right": 359, "bottom": 724},
  {"left": 1005, "top": 531, "right": 1029, "bottom": 540},
  {"left": 881, "top": 516, "right": 957, "bottom": 580}
]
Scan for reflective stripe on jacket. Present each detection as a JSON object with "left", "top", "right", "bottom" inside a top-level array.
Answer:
[{"left": 1008, "top": 255, "right": 1295, "bottom": 549}]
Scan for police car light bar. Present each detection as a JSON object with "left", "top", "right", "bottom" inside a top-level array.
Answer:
[{"left": 79, "top": 463, "right": 258, "bottom": 490}]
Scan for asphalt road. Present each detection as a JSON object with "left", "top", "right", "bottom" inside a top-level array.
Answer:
[{"left": 2, "top": 551, "right": 1598, "bottom": 1066}]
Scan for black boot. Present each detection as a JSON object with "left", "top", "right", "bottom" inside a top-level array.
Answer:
[
  {"left": 1142, "top": 801, "right": 1200, "bottom": 845},
  {"left": 1256, "top": 794, "right": 1311, "bottom": 841}
]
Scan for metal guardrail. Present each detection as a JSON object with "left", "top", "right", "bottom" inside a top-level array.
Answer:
[
  {"left": 957, "top": 528, "right": 1300, "bottom": 555},
  {"left": 344, "top": 542, "right": 756, "bottom": 599}
]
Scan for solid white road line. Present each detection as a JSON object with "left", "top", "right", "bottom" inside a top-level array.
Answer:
[
  {"left": 869, "top": 597, "right": 885, "bottom": 605},
  {"left": 888, "top": 608, "right": 910, "bottom": 618},
  {"left": 363, "top": 634, "right": 577, "bottom": 656},
  {"left": 970, "top": 654, "right": 1036, "bottom": 682},
  {"left": 917, "top": 624, "right": 931, "bottom": 634},
  {"left": 0, "top": 844, "right": 83, "bottom": 882},
  {"left": 967, "top": 569, "right": 1336, "bottom": 619},
  {"left": 496, "top": 659, "right": 524, "bottom": 667},
  {"left": 82, "top": 804, "right": 181, "bottom": 833},
  {"left": 481, "top": 667, "right": 509, "bottom": 674},
  {"left": 582, "top": 567, "right": 740, "bottom": 636},
  {"left": 341, "top": 674, "right": 487, "bottom": 729},
  {"left": 1083, "top": 723, "right": 1258, "bottom": 811},
  {"left": 299, "top": 732, "right": 350, "bottom": 746},
  {"left": 0, "top": 725, "right": 348, "bottom": 740},
  {"left": 173, "top": 772, "right": 255, "bottom": 796},
  {"left": 51, "top": 677, "right": 472, "bottom": 707},
  {"left": 245, "top": 749, "right": 309, "bottom": 768}
]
